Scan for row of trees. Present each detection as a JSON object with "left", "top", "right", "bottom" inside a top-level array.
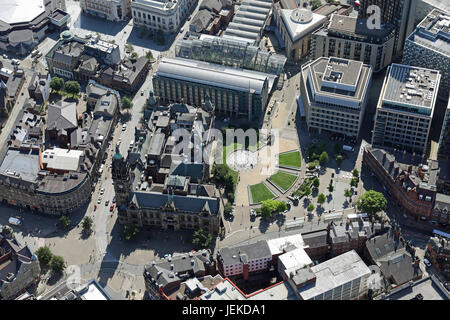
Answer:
[
  {"left": 212, "top": 164, "right": 236, "bottom": 202},
  {"left": 261, "top": 199, "right": 288, "bottom": 219},
  {"left": 50, "top": 77, "right": 81, "bottom": 97}
]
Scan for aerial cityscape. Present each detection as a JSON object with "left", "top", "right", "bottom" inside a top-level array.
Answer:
[{"left": 0, "top": 0, "right": 449, "bottom": 305}]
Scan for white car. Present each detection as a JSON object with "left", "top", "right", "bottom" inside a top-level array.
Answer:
[
  {"left": 423, "top": 258, "right": 432, "bottom": 267},
  {"left": 122, "top": 124, "right": 127, "bottom": 131},
  {"left": 97, "top": 198, "right": 102, "bottom": 204},
  {"left": 100, "top": 187, "right": 105, "bottom": 195}
]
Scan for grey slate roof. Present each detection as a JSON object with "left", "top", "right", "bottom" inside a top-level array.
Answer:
[
  {"left": 170, "top": 162, "right": 204, "bottom": 180},
  {"left": 131, "top": 191, "right": 219, "bottom": 215},
  {"left": 218, "top": 240, "right": 271, "bottom": 266},
  {"left": 47, "top": 100, "right": 78, "bottom": 131}
]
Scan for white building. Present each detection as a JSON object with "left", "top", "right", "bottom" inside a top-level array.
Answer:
[
  {"left": 41, "top": 148, "right": 84, "bottom": 172},
  {"left": 300, "top": 56, "right": 373, "bottom": 139},
  {"left": 278, "top": 248, "right": 313, "bottom": 281},
  {"left": 80, "top": 0, "right": 131, "bottom": 21},
  {"left": 131, "top": 0, "right": 197, "bottom": 33},
  {"left": 294, "top": 250, "right": 371, "bottom": 300}
]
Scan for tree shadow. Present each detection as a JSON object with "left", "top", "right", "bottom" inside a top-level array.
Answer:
[
  {"left": 46, "top": 271, "right": 64, "bottom": 286},
  {"left": 258, "top": 219, "right": 270, "bottom": 234},
  {"left": 125, "top": 26, "right": 174, "bottom": 51},
  {"left": 316, "top": 206, "right": 325, "bottom": 216}
]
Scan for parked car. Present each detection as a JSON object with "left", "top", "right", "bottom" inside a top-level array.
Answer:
[
  {"left": 423, "top": 258, "right": 432, "bottom": 268},
  {"left": 97, "top": 198, "right": 102, "bottom": 204},
  {"left": 100, "top": 187, "right": 105, "bottom": 195},
  {"left": 122, "top": 124, "right": 127, "bottom": 131},
  {"left": 110, "top": 204, "right": 115, "bottom": 212},
  {"left": 105, "top": 200, "right": 109, "bottom": 206},
  {"left": 113, "top": 196, "right": 116, "bottom": 204}
]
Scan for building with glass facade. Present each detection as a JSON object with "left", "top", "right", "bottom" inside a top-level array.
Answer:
[
  {"left": 402, "top": 9, "right": 450, "bottom": 101},
  {"left": 438, "top": 99, "right": 450, "bottom": 161},
  {"left": 175, "top": 34, "right": 286, "bottom": 75}
]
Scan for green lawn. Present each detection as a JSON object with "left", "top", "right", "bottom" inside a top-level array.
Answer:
[
  {"left": 269, "top": 171, "right": 297, "bottom": 191},
  {"left": 279, "top": 151, "right": 302, "bottom": 168},
  {"left": 250, "top": 183, "right": 275, "bottom": 203}
]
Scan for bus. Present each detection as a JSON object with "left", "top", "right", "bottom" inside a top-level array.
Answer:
[{"left": 432, "top": 229, "right": 450, "bottom": 239}]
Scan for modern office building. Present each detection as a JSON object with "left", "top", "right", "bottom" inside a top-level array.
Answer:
[
  {"left": 372, "top": 64, "right": 441, "bottom": 155},
  {"left": 289, "top": 250, "right": 371, "bottom": 300},
  {"left": 311, "top": 14, "right": 396, "bottom": 72},
  {"left": 300, "top": 57, "right": 372, "bottom": 139},
  {"left": 402, "top": 9, "right": 450, "bottom": 101},
  {"left": 0, "top": 0, "right": 70, "bottom": 56},
  {"left": 175, "top": 34, "right": 287, "bottom": 75},
  {"left": 153, "top": 57, "right": 272, "bottom": 120},
  {"left": 273, "top": 6, "right": 326, "bottom": 61},
  {"left": 438, "top": 100, "right": 450, "bottom": 161},
  {"left": 357, "top": 0, "right": 417, "bottom": 57},
  {"left": 131, "top": 0, "right": 197, "bottom": 33},
  {"left": 80, "top": 0, "right": 131, "bottom": 21},
  {"left": 222, "top": 0, "right": 272, "bottom": 45}
]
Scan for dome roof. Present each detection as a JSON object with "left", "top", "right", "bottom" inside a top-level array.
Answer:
[{"left": 290, "top": 8, "right": 313, "bottom": 24}]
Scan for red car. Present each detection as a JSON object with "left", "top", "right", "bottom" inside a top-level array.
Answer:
[{"left": 110, "top": 204, "right": 114, "bottom": 212}]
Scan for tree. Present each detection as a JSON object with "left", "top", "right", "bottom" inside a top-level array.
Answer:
[
  {"left": 131, "top": 51, "right": 139, "bottom": 59},
  {"left": 156, "top": 29, "right": 165, "bottom": 45},
  {"left": 319, "top": 151, "right": 329, "bottom": 165},
  {"left": 59, "top": 215, "right": 71, "bottom": 229},
  {"left": 328, "top": 182, "right": 334, "bottom": 193},
  {"left": 146, "top": 51, "right": 154, "bottom": 61},
  {"left": 82, "top": 216, "right": 93, "bottom": 233},
  {"left": 350, "top": 177, "right": 358, "bottom": 188},
  {"left": 357, "top": 190, "right": 387, "bottom": 218},
  {"left": 317, "top": 193, "right": 326, "bottom": 207},
  {"left": 311, "top": 0, "right": 322, "bottom": 10},
  {"left": 64, "top": 81, "right": 81, "bottom": 97},
  {"left": 334, "top": 143, "right": 342, "bottom": 154},
  {"left": 307, "top": 203, "right": 315, "bottom": 214},
  {"left": 35, "top": 246, "right": 53, "bottom": 266},
  {"left": 121, "top": 96, "right": 133, "bottom": 113},
  {"left": 336, "top": 155, "right": 343, "bottom": 166},
  {"left": 352, "top": 168, "right": 360, "bottom": 178},
  {"left": 50, "top": 77, "right": 64, "bottom": 93},
  {"left": 304, "top": 185, "right": 312, "bottom": 198},
  {"left": 312, "top": 177, "right": 320, "bottom": 189},
  {"left": 261, "top": 199, "right": 287, "bottom": 218},
  {"left": 344, "top": 189, "right": 352, "bottom": 201},
  {"left": 192, "top": 229, "right": 213, "bottom": 248},
  {"left": 121, "top": 223, "right": 140, "bottom": 241},
  {"left": 125, "top": 42, "right": 134, "bottom": 53},
  {"left": 224, "top": 203, "right": 233, "bottom": 216},
  {"left": 50, "top": 255, "right": 66, "bottom": 274}
]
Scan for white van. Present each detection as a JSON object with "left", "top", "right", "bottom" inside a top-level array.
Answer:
[{"left": 8, "top": 217, "right": 22, "bottom": 226}]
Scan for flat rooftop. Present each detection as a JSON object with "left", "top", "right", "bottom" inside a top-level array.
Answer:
[
  {"left": 328, "top": 14, "right": 395, "bottom": 39},
  {"left": 0, "top": 149, "right": 40, "bottom": 182},
  {"left": 297, "top": 250, "right": 371, "bottom": 300},
  {"left": 382, "top": 63, "right": 441, "bottom": 110},
  {"left": 280, "top": 8, "right": 327, "bottom": 42},
  {"left": 0, "top": 0, "right": 46, "bottom": 25},
  {"left": 305, "top": 57, "right": 371, "bottom": 103},
  {"left": 411, "top": 9, "right": 450, "bottom": 56},
  {"left": 382, "top": 277, "right": 448, "bottom": 300}
]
